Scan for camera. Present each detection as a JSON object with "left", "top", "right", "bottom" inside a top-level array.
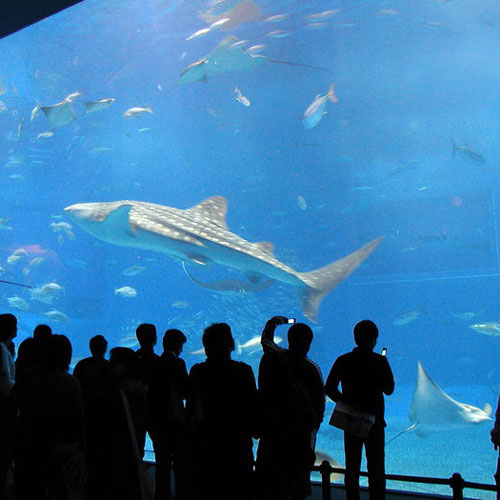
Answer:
[
  {"left": 287, "top": 318, "right": 296, "bottom": 324},
  {"left": 381, "top": 347, "right": 387, "bottom": 357}
]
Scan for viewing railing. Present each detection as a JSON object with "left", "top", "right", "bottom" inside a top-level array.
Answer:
[{"left": 314, "top": 462, "right": 498, "bottom": 500}]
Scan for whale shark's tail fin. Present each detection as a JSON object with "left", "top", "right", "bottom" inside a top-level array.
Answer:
[{"left": 297, "top": 236, "right": 384, "bottom": 322}]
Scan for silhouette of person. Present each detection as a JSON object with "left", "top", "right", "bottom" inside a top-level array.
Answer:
[
  {"left": 10, "top": 334, "right": 86, "bottom": 500},
  {"left": 0, "top": 313, "right": 17, "bottom": 398},
  {"left": 187, "top": 323, "right": 257, "bottom": 500},
  {"left": 135, "top": 323, "right": 160, "bottom": 457},
  {"left": 107, "top": 347, "right": 149, "bottom": 500},
  {"left": 15, "top": 324, "right": 52, "bottom": 380},
  {"left": 491, "top": 393, "right": 500, "bottom": 499},
  {"left": 325, "top": 320, "right": 394, "bottom": 500},
  {"left": 148, "top": 329, "right": 190, "bottom": 500},
  {"left": 0, "top": 313, "right": 17, "bottom": 496},
  {"left": 256, "top": 316, "right": 325, "bottom": 500},
  {"left": 73, "top": 335, "right": 110, "bottom": 500}
]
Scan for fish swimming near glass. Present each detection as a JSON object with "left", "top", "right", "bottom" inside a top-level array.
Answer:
[
  {"left": 386, "top": 362, "right": 492, "bottom": 445},
  {"left": 65, "top": 196, "right": 383, "bottom": 322}
]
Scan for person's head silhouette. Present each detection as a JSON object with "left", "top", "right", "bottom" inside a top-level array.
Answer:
[
  {"left": 353, "top": 319, "right": 378, "bottom": 349},
  {"left": 163, "top": 329, "right": 187, "bottom": 357},
  {"left": 33, "top": 324, "right": 52, "bottom": 342},
  {"left": 89, "top": 334, "right": 108, "bottom": 358},
  {"left": 0, "top": 313, "right": 17, "bottom": 343},
  {"left": 136, "top": 323, "right": 157, "bottom": 348},
  {"left": 202, "top": 323, "right": 234, "bottom": 359},
  {"left": 287, "top": 323, "right": 313, "bottom": 357},
  {"left": 39, "top": 334, "right": 72, "bottom": 372}
]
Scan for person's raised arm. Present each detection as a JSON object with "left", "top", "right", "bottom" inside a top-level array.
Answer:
[{"left": 261, "top": 316, "right": 288, "bottom": 353}]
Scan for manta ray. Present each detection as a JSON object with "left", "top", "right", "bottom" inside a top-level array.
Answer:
[
  {"left": 181, "top": 261, "right": 275, "bottom": 294},
  {"left": 41, "top": 99, "right": 76, "bottom": 129},
  {"left": 386, "top": 362, "right": 492, "bottom": 445},
  {"left": 179, "top": 36, "right": 333, "bottom": 85},
  {"left": 64, "top": 196, "right": 382, "bottom": 322}
]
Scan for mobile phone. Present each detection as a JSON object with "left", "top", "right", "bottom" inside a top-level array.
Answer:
[
  {"left": 287, "top": 318, "right": 296, "bottom": 324},
  {"left": 381, "top": 347, "right": 387, "bottom": 357}
]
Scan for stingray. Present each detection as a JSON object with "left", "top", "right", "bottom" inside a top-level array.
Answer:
[
  {"left": 41, "top": 98, "right": 76, "bottom": 129},
  {"left": 179, "top": 36, "right": 333, "bottom": 85},
  {"left": 386, "top": 362, "right": 492, "bottom": 445},
  {"left": 182, "top": 261, "right": 275, "bottom": 294}
]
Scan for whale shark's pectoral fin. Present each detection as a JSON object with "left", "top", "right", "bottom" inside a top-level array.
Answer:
[
  {"left": 186, "top": 196, "right": 229, "bottom": 230},
  {"left": 104, "top": 205, "right": 135, "bottom": 236}
]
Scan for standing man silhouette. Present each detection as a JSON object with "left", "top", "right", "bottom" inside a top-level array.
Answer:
[{"left": 325, "top": 320, "right": 394, "bottom": 500}]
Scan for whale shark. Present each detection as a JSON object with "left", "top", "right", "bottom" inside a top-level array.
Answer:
[
  {"left": 64, "top": 196, "right": 383, "bottom": 322},
  {"left": 387, "top": 361, "right": 492, "bottom": 445}
]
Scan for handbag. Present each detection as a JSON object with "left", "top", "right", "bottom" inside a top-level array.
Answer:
[{"left": 329, "top": 401, "right": 375, "bottom": 439}]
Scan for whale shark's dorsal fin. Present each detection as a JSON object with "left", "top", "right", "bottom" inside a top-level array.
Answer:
[
  {"left": 186, "top": 196, "right": 228, "bottom": 230},
  {"left": 254, "top": 241, "right": 275, "bottom": 256}
]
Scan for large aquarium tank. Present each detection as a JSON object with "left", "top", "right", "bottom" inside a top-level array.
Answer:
[{"left": 2, "top": 0, "right": 500, "bottom": 496}]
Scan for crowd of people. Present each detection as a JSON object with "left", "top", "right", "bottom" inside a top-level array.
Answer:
[{"left": 0, "top": 312, "right": 396, "bottom": 500}]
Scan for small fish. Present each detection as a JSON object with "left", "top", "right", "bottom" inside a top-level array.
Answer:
[
  {"left": 393, "top": 309, "right": 421, "bottom": 326},
  {"left": 30, "top": 282, "right": 63, "bottom": 303},
  {"left": 470, "top": 323, "right": 500, "bottom": 336},
  {"left": 28, "top": 257, "right": 45, "bottom": 267},
  {"left": 306, "top": 9, "right": 341, "bottom": 20},
  {"left": 209, "top": 18, "right": 230, "bottom": 29},
  {"left": 451, "top": 310, "right": 484, "bottom": 320},
  {"left": 234, "top": 87, "right": 251, "bottom": 107},
  {"left": 237, "top": 335, "right": 282, "bottom": 355},
  {"left": 30, "top": 103, "right": 41, "bottom": 121},
  {"left": 50, "top": 221, "right": 75, "bottom": 240},
  {"left": 43, "top": 308, "right": 69, "bottom": 322},
  {"left": 7, "top": 255, "right": 21, "bottom": 265},
  {"left": 122, "top": 264, "right": 146, "bottom": 276},
  {"left": 377, "top": 9, "right": 399, "bottom": 15},
  {"left": 451, "top": 138, "right": 485, "bottom": 165},
  {"left": 266, "top": 30, "right": 291, "bottom": 38},
  {"left": 0, "top": 101, "right": 7, "bottom": 113},
  {"left": 114, "top": 286, "right": 138, "bottom": 298},
  {"left": 8, "top": 174, "right": 24, "bottom": 181},
  {"left": 64, "top": 91, "right": 82, "bottom": 102},
  {"left": 37, "top": 131, "right": 54, "bottom": 140},
  {"left": 297, "top": 195, "right": 308, "bottom": 210},
  {"left": 17, "top": 119, "right": 24, "bottom": 139},
  {"left": 84, "top": 98, "right": 115, "bottom": 113},
  {"left": 0, "top": 218, "right": 13, "bottom": 231},
  {"left": 171, "top": 301, "right": 189, "bottom": 309},
  {"left": 306, "top": 22, "right": 329, "bottom": 30},
  {"left": 231, "top": 40, "right": 249, "bottom": 49},
  {"left": 7, "top": 296, "right": 29, "bottom": 311},
  {"left": 186, "top": 28, "right": 212, "bottom": 41},
  {"left": 13, "top": 248, "right": 28, "bottom": 257},
  {"left": 302, "top": 83, "right": 338, "bottom": 129},
  {"left": 124, "top": 106, "right": 153, "bottom": 118},
  {"left": 247, "top": 44, "right": 265, "bottom": 54},
  {"left": 265, "top": 14, "right": 289, "bottom": 22},
  {"left": 138, "top": 127, "right": 152, "bottom": 133}
]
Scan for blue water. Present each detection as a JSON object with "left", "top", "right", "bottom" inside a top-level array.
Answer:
[{"left": 2, "top": 0, "right": 500, "bottom": 496}]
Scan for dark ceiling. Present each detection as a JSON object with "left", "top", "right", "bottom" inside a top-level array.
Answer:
[{"left": 0, "top": 0, "right": 84, "bottom": 39}]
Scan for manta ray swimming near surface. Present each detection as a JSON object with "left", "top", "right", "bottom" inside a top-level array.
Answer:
[
  {"left": 179, "top": 35, "right": 333, "bottom": 85},
  {"left": 64, "top": 196, "right": 382, "bottom": 322},
  {"left": 386, "top": 362, "right": 492, "bottom": 445}
]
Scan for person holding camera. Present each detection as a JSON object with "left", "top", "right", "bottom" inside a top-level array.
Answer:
[
  {"left": 255, "top": 316, "right": 325, "bottom": 500},
  {"left": 325, "top": 319, "right": 394, "bottom": 500}
]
